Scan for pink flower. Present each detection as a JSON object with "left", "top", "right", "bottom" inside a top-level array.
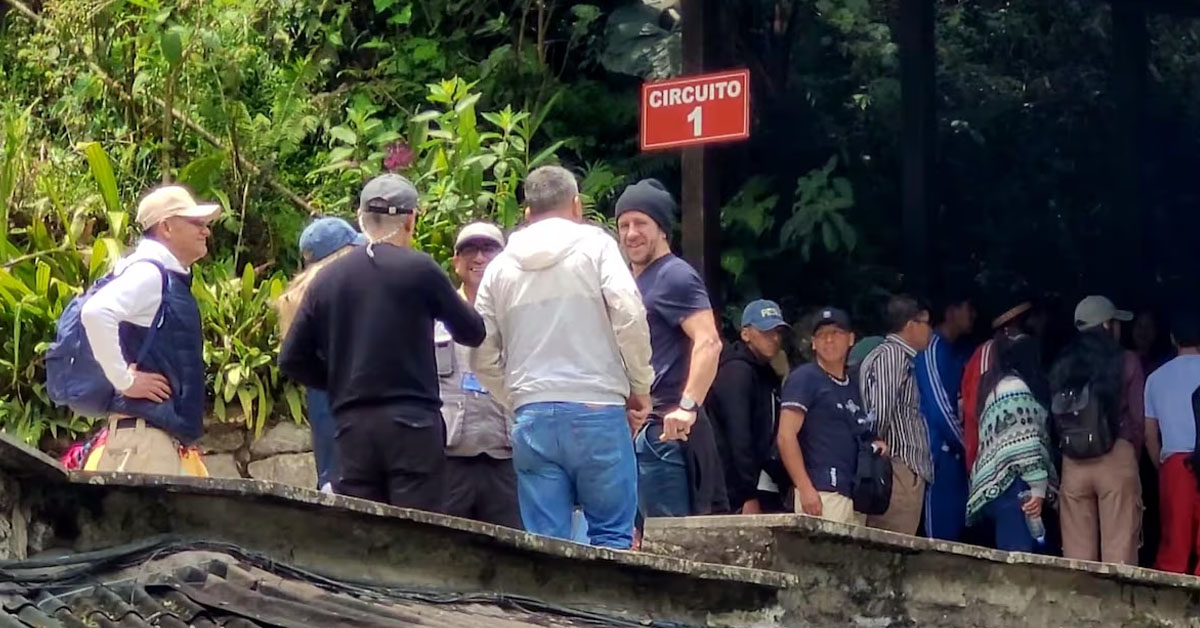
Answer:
[{"left": 384, "top": 142, "right": 415, "bottom": 171}]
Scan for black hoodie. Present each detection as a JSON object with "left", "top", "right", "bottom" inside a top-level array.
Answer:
[{"left": 705, "top": 340, "right": 783, "bottom": 509}]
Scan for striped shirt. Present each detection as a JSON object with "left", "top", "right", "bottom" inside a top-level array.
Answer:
[{"left": 860, "top": 334, "right": 933, "bottom": 482}]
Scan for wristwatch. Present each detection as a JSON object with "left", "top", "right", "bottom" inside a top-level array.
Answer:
[{"left": 679, "top": 395, "right": 698, "bottom": 412}]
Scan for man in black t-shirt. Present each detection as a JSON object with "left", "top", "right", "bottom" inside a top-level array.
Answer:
[
  {"left": 280, "top": 174, "right": 485, "bottom": 511},
  {"left": 617, "top": 179, "right": 727, "bottom": 517},
  {"left": 777, "top": 308, "right": 886, "bottom": 525}
]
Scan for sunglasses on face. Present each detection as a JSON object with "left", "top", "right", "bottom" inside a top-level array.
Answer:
[{"left": 456, "top": 242, "right": 502, "bottom": 256}]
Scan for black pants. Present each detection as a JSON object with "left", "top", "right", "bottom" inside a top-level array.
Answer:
[
  {"left": 444, "top": 454, "right": 522, "bottom": 529},
  {"left": 334, "top": 409, "right": 446, "bottom": 512}
]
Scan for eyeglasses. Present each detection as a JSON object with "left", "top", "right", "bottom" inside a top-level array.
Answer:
[
  {"left": 174, "top": 216, "right": 212, "bottom": 229},
  {"left": 455, "top": 242, "right": 502, "bottom": 256}
]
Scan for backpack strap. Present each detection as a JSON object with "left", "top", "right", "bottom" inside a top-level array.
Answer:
[{"left": 115, "top": 259, "right": 170, "bottom": 364}]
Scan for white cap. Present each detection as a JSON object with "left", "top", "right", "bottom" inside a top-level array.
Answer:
[
  {"left": 136, "top": 185, "right": 221, "bottom": 230},
  {"left": 1074, "top": 295, "right": 1133, "bottom": 330},
  {"left": 454, "top": 222, "right": 505, "bottom": 251}
]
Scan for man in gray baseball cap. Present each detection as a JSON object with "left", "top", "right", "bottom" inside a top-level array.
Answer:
[
  {"left": 280, "top": 174, "right": 485, "bottom": 511},
  {"left": 1051, "top": 294, "right": 1145, "bottom": 565}
]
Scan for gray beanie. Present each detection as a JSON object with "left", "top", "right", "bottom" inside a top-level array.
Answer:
[{"left": 615, "top": 179, "right": 676, "bottom": 236}]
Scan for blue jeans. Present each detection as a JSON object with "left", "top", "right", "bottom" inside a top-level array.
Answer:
[
  {"left": 512, "top": 402, "right": 638, "bottom": 549},
  {"left": 635, "top": 421, "right": 690, "bottom": 517},
  {"left": 306, "top": 389, "right": 340, "bottom": 490},
  {"left": 983, "top": 479, "right": 1037, "bottom": 552}
]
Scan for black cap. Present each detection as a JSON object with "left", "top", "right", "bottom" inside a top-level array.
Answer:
[
  {"left": 615, "top": 179, "right": 676, "bottom": 235},
  {"left": 812, "top": 307, "right": 852, "bottom": 334},
  {"left": 360, "top": 174, "right": 418, "bottom": 215}
]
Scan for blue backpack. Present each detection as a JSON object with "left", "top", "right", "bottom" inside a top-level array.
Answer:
[{"left": 45, "top": 260, "right": 169, "bottom": 417}]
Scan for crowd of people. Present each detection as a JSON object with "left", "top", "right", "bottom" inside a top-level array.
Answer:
[{"left": 64, "top": 170, "right": 1200, "bottom": 576}]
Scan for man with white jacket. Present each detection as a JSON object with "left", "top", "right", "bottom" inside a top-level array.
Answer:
[{"left": 471, "top": 165, "right": 653, "bottom": 549}]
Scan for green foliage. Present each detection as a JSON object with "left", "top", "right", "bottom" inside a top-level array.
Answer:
[
  {"left": 0, "top": 0, "right": 638, "bottom": 449},
  {"left": 599, "top": 4, "right": 681, "bottom": 80},
  {"left": 781, "top": 157, "right": 857, "bottom": 261},
  {"left": 311, "top": 78, "right": 568, "bottom": 263},
  {"left": 0, "top": 106, "right": 120, "bottom": 445},
  {"left": 194, "top": 262, "right": 299, "bottom": 438},
  {"left": 719, "top": 158, "right": 857, "bottom": 303}
]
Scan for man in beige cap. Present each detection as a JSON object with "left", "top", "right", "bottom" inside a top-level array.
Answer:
[
  {"left": 1051, "top": 295, "right": 1145, "bottom": 565},
  {"left": 437, "top": 221, "right": 521, "bottom": 527},
  {"left": 80, "top": 184, "right": 221, "bottom": 474}
]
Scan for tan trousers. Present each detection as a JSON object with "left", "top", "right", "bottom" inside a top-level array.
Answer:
[
  {"left": 1060, "top": 438, "right": 1142, "bottom": 565},
  {"left": 867, "top": 458, "right": 926, "bottom": 535},
  {"left": 798, "top": 491, "right": 867, "bottom": 526},
  {"left": 95, "top": 418, "right": 183, "bottom": 475}
]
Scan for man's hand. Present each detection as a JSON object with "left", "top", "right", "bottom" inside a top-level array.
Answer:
[
  {"left": 741, "top": 498, "right": 763, "bottom": 515},
  {"left": 660, "top": 407, "right": 697, "bottom": 441},
  {"left": 797, "top": 485, "right": 823, "bottom": 517},
  {"left": 872, "top": 440, "right": 889, "bottom": 456},
  {"left": 122, "top": 364, "right": 171, "bottom": 403},
  {"left": 1021, "top": 495, "right": 1044, "bottom": 518},
  {"left": 626, "top": 393, "right": 651, "bottom": 436}
]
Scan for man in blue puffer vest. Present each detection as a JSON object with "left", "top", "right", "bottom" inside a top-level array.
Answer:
[{"left": 81, "top": 185, "right": 220, "bottom": 474}]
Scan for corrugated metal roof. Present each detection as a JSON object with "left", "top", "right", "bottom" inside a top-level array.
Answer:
[{"left": 0, "top": 552, "right": 631, "bottom": 627}]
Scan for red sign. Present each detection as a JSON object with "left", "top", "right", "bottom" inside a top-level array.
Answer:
[{"left": 640, "top": 69, "right": 750, "bottom": 151}]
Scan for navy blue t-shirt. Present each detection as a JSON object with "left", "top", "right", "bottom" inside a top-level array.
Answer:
[
  {"left": 636, "top": 254, "right": 711, "bottom": 411},
  {"left": 782, "top": 363, "right": 873, "bottom": 497}
]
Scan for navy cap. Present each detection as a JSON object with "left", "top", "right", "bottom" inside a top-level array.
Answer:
[
  {"left": 813, "top": 307, "right": 852, "bottom": 334},
  {"left": 360, "top": 174, "right": 419, "bottom": 215},
  {"left": 299, "top": 217, "right": 365, "bottom": 263},
  {"left": 741, "top": 299, "right": 789, "bottom": 331}
]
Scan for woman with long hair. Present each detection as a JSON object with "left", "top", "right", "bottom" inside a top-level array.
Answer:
[{"left": 966, "top": 333, "right": 1059, "bottom": 552}]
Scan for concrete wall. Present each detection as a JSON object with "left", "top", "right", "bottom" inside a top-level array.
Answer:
[
  {"left": 645, "top": 515, "right": 1200, "bottom": 627},
  {"left": 57, "top": 476, "right": 791, "bottom": 627}
]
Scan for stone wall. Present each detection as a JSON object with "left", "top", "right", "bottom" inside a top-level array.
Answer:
[
  {"left": 644, "top": 515, "right": 1200, "bottom": 628},
  {"left": 198, "top": 420, "right": 316, "bottom": 489}
]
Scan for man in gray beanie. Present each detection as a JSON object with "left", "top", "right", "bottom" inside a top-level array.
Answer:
[{"left": 616, "top": 179, "right": 729, "bottom": 517}]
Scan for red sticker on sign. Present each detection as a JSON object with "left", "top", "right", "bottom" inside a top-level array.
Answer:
[{"left": 640, "top": 69, "right": 750, "bottom": 151}]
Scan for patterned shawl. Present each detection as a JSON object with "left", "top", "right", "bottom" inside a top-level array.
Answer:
[{"left": 966, "top": 376, "right": 1058, "bottom": 523}]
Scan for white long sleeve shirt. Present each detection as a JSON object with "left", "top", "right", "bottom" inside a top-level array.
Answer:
[{"left": 80, "top": 239, "right": 188, "bottom": 392}]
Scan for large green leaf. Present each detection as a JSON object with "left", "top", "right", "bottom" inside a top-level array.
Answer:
[
  {"left": 78, "top": 143, "right": 121, "bottom": 215},
  {"left": 161, "top": 25, "right": 185, "bottom": 68}
]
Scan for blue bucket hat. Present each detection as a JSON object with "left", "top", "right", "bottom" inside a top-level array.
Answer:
[{"left": 299, "top": 217, "right": 365, "bottom": 263}]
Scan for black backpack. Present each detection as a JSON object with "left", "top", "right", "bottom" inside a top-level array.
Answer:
[
  {"left": 1051, "top": 383, "right": 1116, "bottom": 460},
  {"left": 853, "top": 444, "right": 892, "bottom": 515}
]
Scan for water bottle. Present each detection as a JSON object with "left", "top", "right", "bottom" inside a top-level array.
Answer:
[{"left": 1017, "top": 490, "right": 1046, "bottom": 545}]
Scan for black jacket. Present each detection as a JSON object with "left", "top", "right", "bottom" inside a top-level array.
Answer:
[
  {"left": 279, "top": 245, "right": 485, "bottom": 421},
  {"left": 705, "top": 341, "right": 782, "bottom": 509}
]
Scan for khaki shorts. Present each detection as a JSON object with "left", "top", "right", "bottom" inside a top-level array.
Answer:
[
  {"left": 95, "top": 418, "right": 183, "bottom": 475},
  {"left": 804, "top": 491, "right": 867, "bottom": 526}
]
